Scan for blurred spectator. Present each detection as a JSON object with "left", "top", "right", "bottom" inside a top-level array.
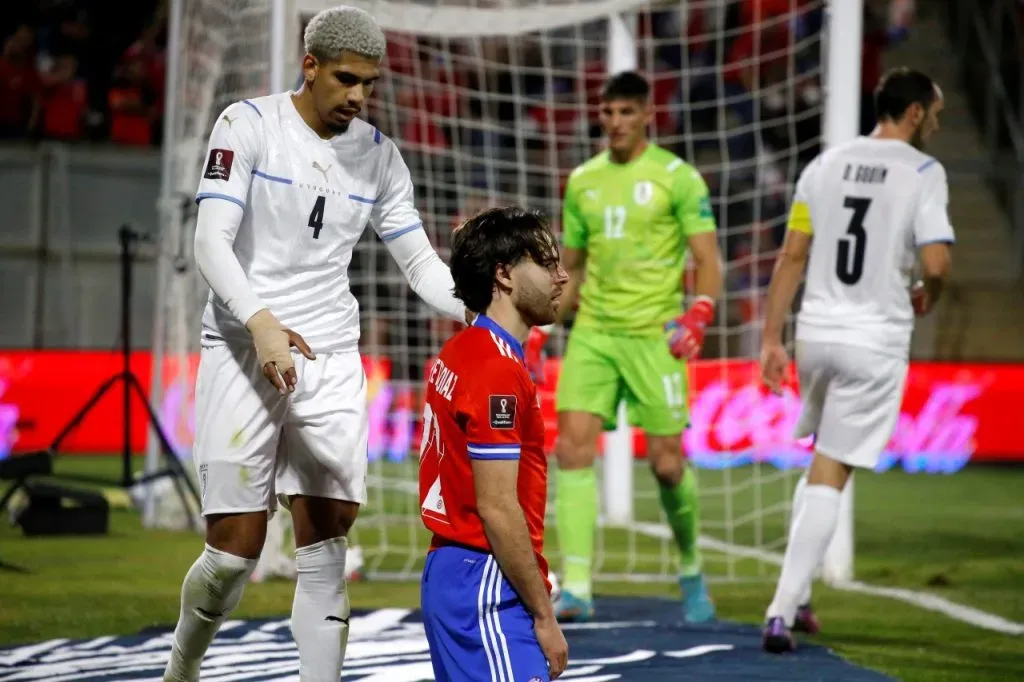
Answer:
[
  {"left": 108, "top": 54, "right": 158, "bottom": 146},
  {"left": 40, "top": 53, "right": 86, "bottom": 140},
  {"left": 0, "top": 25, "right": 40, "bottom": 139},
  {"left": 722, "top": 0, "right": 799, "bottom": 163}
]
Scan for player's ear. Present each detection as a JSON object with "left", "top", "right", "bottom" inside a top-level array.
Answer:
[
  {"left": 302, "top": 54, "right": 319, "bottom": 84},
  {"left": 494, "top": 263, "right": 514, "bottom": 293}
]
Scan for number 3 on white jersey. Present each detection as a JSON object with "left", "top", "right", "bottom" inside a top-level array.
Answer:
[{"left": 837, "top": 196, "right": 871, "bottom": 285}]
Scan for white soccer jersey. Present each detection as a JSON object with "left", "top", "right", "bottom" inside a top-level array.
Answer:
[
  {"left": 794, "top": 137, "right": 956, "bottom": 357},
  {"left": 194, "top": 93, "right": 427, "bottom": 353}
]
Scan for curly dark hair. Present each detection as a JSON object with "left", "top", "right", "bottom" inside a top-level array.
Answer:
[{"left": 450, "top": 206, "right": 558, "bottom": 314}]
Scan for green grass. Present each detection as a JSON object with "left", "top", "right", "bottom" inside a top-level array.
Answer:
[{"left": 1, "top": 455, "right": 1022, "bottom": 681}]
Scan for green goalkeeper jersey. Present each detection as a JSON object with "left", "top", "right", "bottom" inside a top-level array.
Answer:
[{"left": 562, "top": 144, "right": 717, "bottom": 338}]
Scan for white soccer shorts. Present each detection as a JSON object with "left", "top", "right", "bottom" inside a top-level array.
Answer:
[
  {"left": 792, "top": 341, "right": 908, "bottom": 470},
  {"left": 192, "top": 344, "right": 369, "bottom": 515}
]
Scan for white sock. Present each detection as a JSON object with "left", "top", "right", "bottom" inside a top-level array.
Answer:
[
  {"left": 766, "top": 484, "right": 841, "bottom": 626},
  {"left": 164, "top": 545, "right": 258, "bottom": 682},
  {"left": 787, "top": 472, "right": 813, "bottom": 605},
  {"left": 290, "top": 536, "right": 350, "bottom": 682}
]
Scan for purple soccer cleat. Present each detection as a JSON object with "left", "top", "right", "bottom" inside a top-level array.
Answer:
[
  {"left": 762, "top": 616, "right": 796, "bottom": 654},
  {"left": 793, "top": 603, "right": 821, "bottom": 635}
]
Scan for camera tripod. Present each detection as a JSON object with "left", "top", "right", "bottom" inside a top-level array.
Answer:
[{"left": 40, "top": 226, "right": 201, "bottom": 530}]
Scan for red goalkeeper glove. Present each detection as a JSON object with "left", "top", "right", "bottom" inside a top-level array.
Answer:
[
  {"left": 524, "top": 326, "right": 551, "bottom": 383},
  {"left": 665, "top": 296, "right": 715, "bottom": 360}
]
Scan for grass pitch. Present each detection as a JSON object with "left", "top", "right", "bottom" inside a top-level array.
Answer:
[{"left": 0, "top": 455, "right": 1021, "bottom": 681}]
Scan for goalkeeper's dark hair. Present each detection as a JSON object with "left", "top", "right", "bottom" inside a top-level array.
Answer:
[
  {"left": 602, "top": 71, "right": 650, "bottom": 103},
  {"left": 874, "top": 68, "right": 938, "bottom": 123},
  {"left": 450, "top": 206, "right": 559, "bottom": 314}
]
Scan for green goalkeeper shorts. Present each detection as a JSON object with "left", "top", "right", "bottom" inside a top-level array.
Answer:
[{"left": 555, "top": 328, "right": 690, "bottom": 436}]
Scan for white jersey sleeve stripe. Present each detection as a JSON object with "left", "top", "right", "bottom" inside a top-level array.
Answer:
[
  {"left": 196, "top": 192, "right": 245, "bottom": 209},
  {"left": 349, "top": 193, "right": 377, "bottom": 205},
  {"left": 381, "top": 221, "right": 422, "bottom": 241},
  {"left": 252, "top": 169, "right": 292, "bottom": 184},
  {"left": 242, "top": 99, "right": 262, "bottom": 117}
]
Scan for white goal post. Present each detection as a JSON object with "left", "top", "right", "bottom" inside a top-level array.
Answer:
[{"left": 149, "top": 0, "right": 861, "bottom": 585}]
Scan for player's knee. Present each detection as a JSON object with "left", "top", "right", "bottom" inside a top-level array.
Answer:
[
  {"left": 291, "top": 496, "right": 359, "bottom": 548},
  {"left": 188, "top": 545, "right": 258, "bottom": 615},
  {"left": 807, "top": 450, "right": 853, "bottom": 491},
  {"left": 205, "top": 511, "right": 268, "bottom": 560},
  {"left": 647, "top": 437, "right": 684, "bottom": 486},
  {"left": 554, "top": 433, "right": 597, "bottom": 470},
  {"left": 554, "top": 412, "right": 602, "bottom": 469}
]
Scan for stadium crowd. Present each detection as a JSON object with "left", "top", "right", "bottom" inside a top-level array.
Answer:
[{"left": 0, "top": 0, "right": 909, "bottom": 375}]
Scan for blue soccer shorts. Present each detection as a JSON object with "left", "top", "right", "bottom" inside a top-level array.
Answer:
[{"left": 421, "top": 544, "right": 550, "bottom": 682}]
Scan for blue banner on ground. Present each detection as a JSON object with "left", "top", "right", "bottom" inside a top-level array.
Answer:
[{"left": 0, "top": 596, "right": 891, "bottom": 681}]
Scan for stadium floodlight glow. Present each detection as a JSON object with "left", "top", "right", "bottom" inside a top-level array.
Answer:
[{"left": 151, "top": 0, "right": 862, "bottom": 586}]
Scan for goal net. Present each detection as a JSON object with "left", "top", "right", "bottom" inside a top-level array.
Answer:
[{"left": 151, "top": 0, "right": 847, "bottom": 584}]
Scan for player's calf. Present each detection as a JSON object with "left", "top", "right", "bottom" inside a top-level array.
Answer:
[
  {"left": 290, "top": 536, "right": 351, "bottom": 682},
  {"left": 288, "top": 496, "right": 359, "bottom": 680},
  {"left": 164, "top": 545, "right": 258, "bottom": 682}
]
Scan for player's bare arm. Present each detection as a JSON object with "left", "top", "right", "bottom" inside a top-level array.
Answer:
[
  {"left": 472, "top": 456, "right": 555, "bottom": 621},
  {"left": 913, "top": 242, "right": 952, "bottom": 315},
  {"left": 761, "top": 228, "right": 812, "bottom": 394},
  {"left": 472, "top": 456, "right": 568, "bottom": 678},
  {"left": 686, "top": 231, "right": 724, "bottom": 303},
  {"left": 665, "top": 230, "right": 724, "bottom": 361}
]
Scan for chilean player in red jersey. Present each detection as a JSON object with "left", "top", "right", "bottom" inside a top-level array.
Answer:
[{"left": 419, "top": 206, "right": 570, "bottom": 681}]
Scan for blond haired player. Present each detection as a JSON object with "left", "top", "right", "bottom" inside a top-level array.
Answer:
[
  {"left": 759, "top": 67, "right": 954, "bottom": 653},
  {"left": 163, "top": 7, "right": 468, "bottom": 681}
]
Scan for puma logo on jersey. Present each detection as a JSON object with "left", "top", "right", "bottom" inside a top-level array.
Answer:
[
  {"left": 221, "top": 114, "right": 236, "bottom": 127},
  {"left": 584, "top": 189, "right": 599, "bottom": 201},
  {"left": 312, "top": 161, "right": 332, "bottom": 183}
]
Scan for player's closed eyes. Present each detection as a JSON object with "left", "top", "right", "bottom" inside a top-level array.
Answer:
[{"left": 334, "top": 72, "right": 377, "bottom": 87}]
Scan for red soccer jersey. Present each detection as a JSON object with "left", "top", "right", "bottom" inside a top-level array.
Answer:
[{"left": 419, "top": 315, "right": 550, "bottom": 583}]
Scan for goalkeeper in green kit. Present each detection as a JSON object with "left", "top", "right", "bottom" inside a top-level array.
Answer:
[{"left": 524, "top": 71, "right": 723, "bottom": 623}]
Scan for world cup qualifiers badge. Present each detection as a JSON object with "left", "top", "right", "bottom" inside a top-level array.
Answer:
[
  {"left": 204, "top": 148, "right": 235, "bottom": 180},
  {"left": 489, "top": 395, "right": 517, "bottom": 429}
]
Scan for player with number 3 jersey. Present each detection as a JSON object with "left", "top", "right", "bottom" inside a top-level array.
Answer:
[
  {"left": 759, "top": 68, "right": 954, "bottom": 653},
  {"left": 164, "top": 8, "right": 468, "bottom": 682},
  {"left": 523, "top": 71, "right": 724, "bottom": 624}
]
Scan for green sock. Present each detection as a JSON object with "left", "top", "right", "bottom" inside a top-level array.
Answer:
[
  {"left": 556, "top": 467, "right": 598, "bottom": 600},
  {"left": 658, "top": 466, "right": 703, "bottom": 577}
]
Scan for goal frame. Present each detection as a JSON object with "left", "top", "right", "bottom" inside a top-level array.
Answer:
[{"left": 151, "top": 0, "right": 863, "bottom": 584}]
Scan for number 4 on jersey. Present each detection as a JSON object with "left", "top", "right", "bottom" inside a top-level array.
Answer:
[
  {"left": 837, "top": 196, "right": 871, "bottom": 285},
  {"left": 308, "top": 195, "right": 326, "bottom": 239}
]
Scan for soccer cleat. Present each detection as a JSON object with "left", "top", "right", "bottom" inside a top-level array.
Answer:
[
  {"left": 553, "top": 590, "right": 594, "bottom": 623},
  {"left": 762, "top": 616, "right": 796, "bottom": 654},
  {"left": 679, "top": 574, "right": 716, "bottom": 623},
  {"left": 793, "top": 602, "right": 820, "bottom": 635}
]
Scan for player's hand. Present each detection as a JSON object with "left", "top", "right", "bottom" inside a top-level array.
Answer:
[
  {"left": 524, "top": 326, "right": 550, "bottom": 384},
  {"left": 665, "top": 296, "right": 715, "bottom": 360},
  {"left": 246, "top": 309, "right": 317, "bottom": 395},
  {"left": 910, "top": 280, "right": 930, "bottom": 316},
  {"left": 534, "top": 615, "right": 569, "bottom": 678},
  {"left": 760, "top": 340, "right": 790, "bottom": 396}
]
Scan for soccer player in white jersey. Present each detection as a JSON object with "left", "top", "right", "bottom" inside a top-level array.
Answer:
[
  {"left": 757, "top": 67, "right": 954, "bottom": 653},
  {"left": 162, "top": 7, "right": 469, "bottom": 682}
]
